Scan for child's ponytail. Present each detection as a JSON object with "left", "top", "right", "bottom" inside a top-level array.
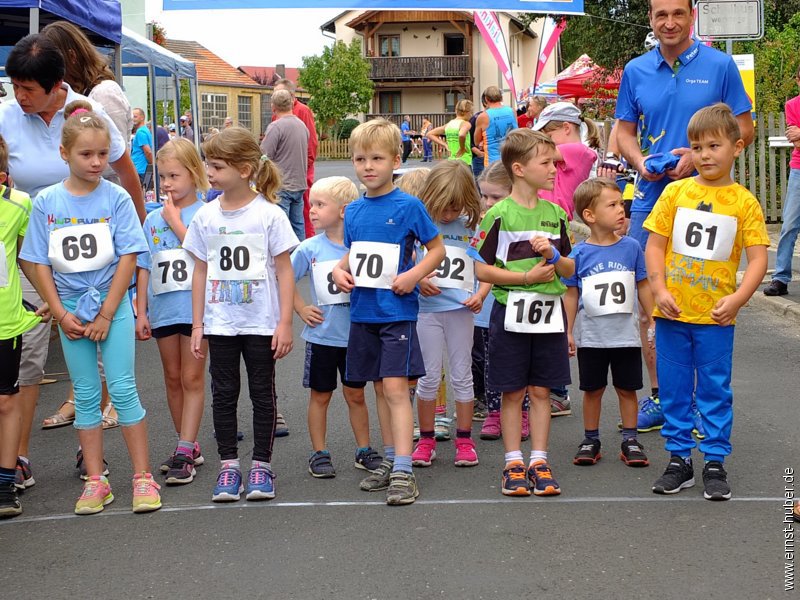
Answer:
[
  {"left": 581, "top": 115, "right": 601, "bottom": 151},
  {"left": 254, "top": 155, "right": 282, "bottom": 204}
]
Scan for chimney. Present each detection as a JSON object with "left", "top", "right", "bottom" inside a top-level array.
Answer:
[{"left": 276, "top": 64, "right": 285, "bottom": 78}]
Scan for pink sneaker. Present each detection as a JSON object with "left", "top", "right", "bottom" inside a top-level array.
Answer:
[
  {"left": 454, "top": 438, "right": 479, "bottom": 467},
  {"left": 480, "top": 411, "right": 501, "bottom": 440},
  {"left": 411, "top": 437, "right": 437, "bottom": 467},
  {"left": 521, "top": 409, "right": 530, "bottom": 441},
  {"left": 132, "top": 472, "right": 162, "bottom": 513},
  {"left": 74, "top": 475, "right": 114, "bottom": 515}
]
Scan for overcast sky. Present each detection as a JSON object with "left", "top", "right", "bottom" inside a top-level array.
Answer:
[{"left": 144, "top": 1, "right": 340, "bottom": 68}]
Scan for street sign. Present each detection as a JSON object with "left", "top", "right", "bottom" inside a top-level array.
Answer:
[{"left": 696, "top": 0, "right": 763, "bottom": 41}]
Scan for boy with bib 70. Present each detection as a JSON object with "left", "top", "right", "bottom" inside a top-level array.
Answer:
[
  {"left": 332, "top": 119, "right": 444, "bottom": 506},
  {"left": 644, "top": 103, "right": 768, "bottom": 501}
]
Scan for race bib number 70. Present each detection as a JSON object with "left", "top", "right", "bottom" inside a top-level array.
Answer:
[{"left": 349, "top": 241, "right": 400, "bottom": 289}]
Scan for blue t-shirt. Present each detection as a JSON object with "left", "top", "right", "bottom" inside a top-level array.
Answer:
[
  {"left": 291, "top": 233, "right": 352, "bottom": 347},
  {"left": 131, "top": 126, "right": 153, "bottom": 175},
  {"left": 485, "top": 106, "right": 517, "bottom": 164},
  {"left": 474, "top": 292, "right": 494, "bottom": 328},
  {"left": 343, "top": 188, "right": 439, "bottom": 323},
  {"left": 615, "top": 41, "right": 751, "bottom": 214},
  {"left": 419, "top": 217, "right": 475, "bottom": 313},
  {"left": 401, "top": 121, "right": 411, "bottom": 142},
  {"left": 20, "top": 179, "right": 148, "bottom": 300},
  {"left": 137, "top": 199, "right": 203, "bottom": 329},
  {"left": 562, "top": 236, "right": 647, "bottom": 348}
]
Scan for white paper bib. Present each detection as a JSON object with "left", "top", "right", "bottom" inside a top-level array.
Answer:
[
  {"left": 672, "top": 207, "right": 737, "bottom": 261},
  {"left": 151, "top": 248, "right": 194, "bottom": 295},
  {"left": 312, "top": 259, "right": 350, "bottom": 306},
  {"left": 349, "top": 241, "right": 400, "bottom": 290},
  {"left": 581, "top": 270, "right": 636, "bottom": 317},
  {"left": 430, "top": 246, "right": 475, "bottom": 291},
  {"left": 206, "top": 234, "right": 267, "bottom": 281},
  {"left": 48, "top": 223, "right": 114, "bottom": 274},
  {"left": 504, "top": 291, "right": 564, "bottom": 333}
]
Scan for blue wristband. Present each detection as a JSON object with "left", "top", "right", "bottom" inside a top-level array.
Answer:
[{"left": 545, "top": 247, "right": 561, "bottom": 265}]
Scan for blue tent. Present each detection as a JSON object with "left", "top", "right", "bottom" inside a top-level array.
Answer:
[{"left": 0, "top": 0, "right": 121, "bottom": 45}]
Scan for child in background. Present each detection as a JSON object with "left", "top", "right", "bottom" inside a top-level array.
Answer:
[
  {"left": 412, "top": 160, "right": 487, "bottom": 468},
  {"left": 0, "top": 135, "right": 46, "bottom": 518},
  {"left": 420, "top": 118, "right": 434, "bottom": 162},
  {"left": 469, "top": 129, "right": 574, "bottom": 497},
  {"left": 332, "top": 119, "right": 445, "bottom": 505},
  {"left": 563, "top": 178, "right": 654, "bottom": 468},
  {"left": 474, "top": 162, "right": 531, "bottom": 442},
  {"left": 135, "top": 138, "right": 209, "bottom": 485},
  {"left": 644, "top": 103, "right": 768, "bottom": 501},
  {"left": 20, "top": 101, "right": 160, "bottom": 515},
  {"left": 183, "top": 127, "right": 298, "bottom": 503},
  {"left": 291, "top": 176, "right": 383, "bottom": 478}
]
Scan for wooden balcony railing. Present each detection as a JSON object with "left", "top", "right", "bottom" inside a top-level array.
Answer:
[
  {"left": 366, "top": 112, "right": 456, "bottom": 131},
  {"left": 370, "top": 55, "right": 470, "bottom": 80}
]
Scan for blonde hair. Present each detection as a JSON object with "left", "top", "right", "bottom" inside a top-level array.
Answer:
[
  {"left": 573, "top": 177, "right": 621, "bottom": 220},
  {"left": 541, "top": 112, "right": 601, "bottom": 150},
  {"left": 396, "top": 168, "right": 430, "bottom": 197},
  {"left": 418, "top": 161, "right": 482, "bottom": 229},
  {"left": 156, "top": 138, "right": 210, "bottom": 193},
  {"left": 687, "top": 102, "right": 741, "bottom": 145},
  {"left": 310, "top": 176, "right": 359, "bottom": 206},
  {"left": 61, "top": 100, "right": 110, "bottom": 151},
  {"left": 350, "top": 119, "right": 401, "bottom": 157},
  {"left": 455, "top": 99, "right": 474, "bottom": 118},
  {"left": 0, "top": 135, "right": 8, "bottom": 174},
  {"left": 477, "top": 160, "right": 512, "bottom": 192},
  {"left": 500, "top": 129, "right": 556, "bottom": 181},
  {"left": 202, "top": 127, "right": 282, "bottom": 202}
]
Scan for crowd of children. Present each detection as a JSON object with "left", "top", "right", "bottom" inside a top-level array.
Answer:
[{"left": 1, "top": 100, "right": 790, "bottom": 519}]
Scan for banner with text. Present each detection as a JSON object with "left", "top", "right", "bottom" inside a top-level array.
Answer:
[
  {"left": 474, "top": 10, "right": 517, "bottom": 102},
  {"left": 163, "top": 0, "right": 583, "bottom": 12},
  {"left": 534, "top": 17, "right": 567, "bottom": 87}
]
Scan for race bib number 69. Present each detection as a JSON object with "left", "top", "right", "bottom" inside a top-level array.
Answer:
[{"left": 48, "top": 223, "right": 115, "bottom": 274}]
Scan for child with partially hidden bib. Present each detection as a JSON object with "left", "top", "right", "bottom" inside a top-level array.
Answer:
[
  {"left": 20, "top": 101, "right": 160, "bottom": 515},
  {"left": 183, "top": 127, "right": 298, "bottom": 503},
  {"left": 563, "top": 178, "right": 654, "bottom": 468},
  {"left": 644, "top": 103, "right": 768, "bottom": 501},
  {"left": 136, "top": 138, "right": 209, "bottom": 485},
  {"left": 332, "top": 119, "right": 445, "bottom": 505},
  {"left": 291, "top": 176, "right": 383, "bottom": 478}
]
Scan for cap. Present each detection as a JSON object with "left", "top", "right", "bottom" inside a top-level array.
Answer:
[
  {"left": 533, "top": 101, "right": 581, "bottom": 131},
  {"left": 169, "top": 123, "right": 176, "bottom": 131},
  {"left": 180, "top": 115, "right": 187, "bottom": 122}
]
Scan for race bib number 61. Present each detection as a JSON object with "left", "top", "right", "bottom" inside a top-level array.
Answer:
[{"left": 671, "top": 207, "right": 737, "bottom": 262}]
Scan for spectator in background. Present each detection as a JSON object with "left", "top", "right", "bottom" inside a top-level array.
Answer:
[
  {"left": 180, "top": 111, "right": 194, "bottom": 142},
  {"left": 401, "top": 115, "right": 414, "bottom": 163},
  {"left": 518, "top": 96, "right": 548, "bottom": 129},
  {"left": 272, "top": 78, "right": 318, "bottom": 240},
  {"left": 223, "top": 116, "right": 234, "bottom": 129},
  {"left": 474, "top": 85, "right": 517, "bottom": 166},
  {"left": 262, "top": 89, "right": 309, "bottom": 241},
  {"left": 131, "top": 108, "right": 153, "bottom": 189},
  {"left": 469, "top": 93, "right": 488, "bottom": 178},
  {"left": 155, "top": 124, "right": 170, "bottom": 152}
]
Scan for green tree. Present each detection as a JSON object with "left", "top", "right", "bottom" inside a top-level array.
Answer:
[{"left": 299, "top": 40, "right": 374, "bottom": 139}]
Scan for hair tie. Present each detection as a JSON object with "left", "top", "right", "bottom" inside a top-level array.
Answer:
[
  {"left": 71, "top": 108, "right": 90, "bottom": 116},
  {"left": 260, "top": 154, "right": 269, "bottom": 162}
]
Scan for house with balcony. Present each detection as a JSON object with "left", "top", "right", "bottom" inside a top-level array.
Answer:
[{"left": 321, "top": 10, "right": 555, "bottom": 132}]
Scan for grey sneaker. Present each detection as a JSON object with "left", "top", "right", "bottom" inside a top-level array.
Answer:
[
  {"left": 359, "top": 459, "right": 393, "bottom": 492},
  {"left": 550, "top": 392, "right": 572, "bottom": 417},
  {"left": 386, "top": 471, "right": 419, "bottom": 505}
]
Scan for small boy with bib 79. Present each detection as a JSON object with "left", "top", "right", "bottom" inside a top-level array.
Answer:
[{"left": 644, "top": 103, "right": 768, "bottom": 501}]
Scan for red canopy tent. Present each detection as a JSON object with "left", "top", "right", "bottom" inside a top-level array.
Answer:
[{"left": 554, "top": 54, "right": 621, "bottom": 99}]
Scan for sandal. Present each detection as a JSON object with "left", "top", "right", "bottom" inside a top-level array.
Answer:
[
  {"left": 41, "top": 400, "right": 76, "bottom": 429},
  {"left": 101, "top": 404, "right": 119, "bottom": 430}
]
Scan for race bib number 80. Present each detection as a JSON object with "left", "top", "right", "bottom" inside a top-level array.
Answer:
[
  {"left": 349, "top": 241, "right": 400, "bottom": 289},
  {"left": 671, "top": 207, "right": 737, "bottom": 262},
  {"left": 504, "top": 290, "right": 564, "bottom": 333},
  {"left": 207, "top": 234, "right": 267, "bottom": 281},
  {"left": 48, "top": 223, "right": 115, "bottom": 274}
]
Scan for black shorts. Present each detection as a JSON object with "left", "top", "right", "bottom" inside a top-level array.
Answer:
[
  {"left": 0, "top": 335, "right": 23, "bottom": 395},
  {"left": 346, "top": 321, "right": 426, "bottom": 382},
  {"left": 152, "top": 323, "right": 193, "bottom": 339},
  {"left": 577, "top": 346, "right": 643, "bottom": 392},
  {"left": 487, "top": 301, "right": 571, "bottom": 391},
  {"left": 303, "top": 342, "right": 366, "bottom": 392}
]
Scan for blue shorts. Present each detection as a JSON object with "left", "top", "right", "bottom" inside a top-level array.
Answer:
[
  {"left": 303, "top": 342, "right": 366, "bottom": 392},
  {"left": 628, "top": 210, "right": 651, "bottom": 251},
  {"left": 487, "top": 301, "right": 571, "bottom": 392},
  {"left": 346, "top": 321, "right": 426, "bottom": 382}
]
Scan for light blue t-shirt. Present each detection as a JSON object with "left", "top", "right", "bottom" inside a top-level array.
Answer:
[
  {"left": 615, "top": 41, "right": 751, "bottom": 213},
  {"left": 138, "top": 199, "right": 204, "bottom": 329},
  {"left": 485, "top": 106, "right": 517, "bottom": 164},
  {"left": 419, "top": 217, "right": 475, "bottom": 313},
  {"left": 131, "top": 126, "right": 153, "bottom": 175},
  {"left": 401, "top": 121, "right": 411, "bottom": 142},
  {"left": 474, "top": 292, "right": 495, "bottom": 329},
  {"left": 20, "top": 179, "right": 148, "bottom": 300},
  {"left": 291, "top": 232, "right": 352, "bottom": 347},
  {"left": 0, "top": 83, "right": 127, "bottom": 199},
  {"left": 562, "top": 236, "right": 647, "bottom": 348},
  {"left": 343, "top": 188, "right": 439, "bottom": 324}
]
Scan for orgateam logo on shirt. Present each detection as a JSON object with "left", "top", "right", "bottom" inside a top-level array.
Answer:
[
  {"left": 47, "top": 215, "right": 111, "bottom": 226},
  {"left": 685, "top": 78, "right": 710, "bottom": 85}
]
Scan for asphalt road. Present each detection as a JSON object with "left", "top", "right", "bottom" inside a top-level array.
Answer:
[{"left": 2, "top": 159, "right": 795, "bottom": 599}]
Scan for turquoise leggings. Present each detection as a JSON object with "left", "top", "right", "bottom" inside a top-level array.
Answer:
[{"left": 58, "top": 297, "right": 146, "bottom": 430}]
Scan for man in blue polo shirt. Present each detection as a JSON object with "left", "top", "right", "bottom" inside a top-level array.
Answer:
[
  {"left": 616, "top": 0, "right": 752, "bottom": 249},
  {"left": 614, "top": 0, "right": 752, "bottom": 433},
  {"left": 131, "top": 108, "right": 153, "bottom": 189}
]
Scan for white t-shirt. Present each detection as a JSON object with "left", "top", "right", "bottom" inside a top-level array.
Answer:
[{"left": 182, "top": 194, "right": 299, "bottom": 336}]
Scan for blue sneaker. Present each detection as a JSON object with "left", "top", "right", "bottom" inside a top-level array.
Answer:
[
  {"left": 692, "top": 406, "right": 707, "bottom": 440},
  {"left": 211, "top": 467, "right": 243, "bottom": 502},
  {"left": 245, "top": 465, "right": 276, "bottom": 501},
  {"left": 618, "top": 395, "right": 664, "bottom": 432}
]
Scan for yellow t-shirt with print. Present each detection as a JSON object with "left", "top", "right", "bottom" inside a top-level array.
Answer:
[{"left": 643, "top": 178, "right": 769, "bottom": 325}]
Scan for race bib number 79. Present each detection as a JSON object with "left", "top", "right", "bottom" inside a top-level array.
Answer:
[{"left": 581, "top": 271, "right": 635, "bottom": 317}]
